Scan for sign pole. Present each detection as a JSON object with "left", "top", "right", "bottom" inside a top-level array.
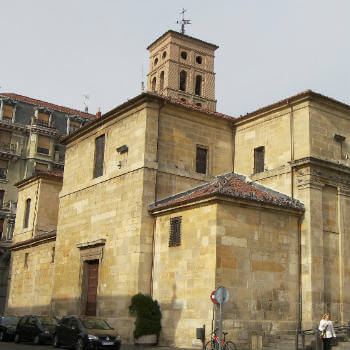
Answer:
[{"left": 219, "top": 301, "right": 223, "bottom": 350}]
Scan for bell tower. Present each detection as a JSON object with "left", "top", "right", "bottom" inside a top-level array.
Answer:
[{"left": 146, "top": 30, "right": 219, "bottom": 111}]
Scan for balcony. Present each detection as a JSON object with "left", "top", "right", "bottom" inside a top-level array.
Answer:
[{"left": 0, "top": 141, "right": 21, "bottom": 160}]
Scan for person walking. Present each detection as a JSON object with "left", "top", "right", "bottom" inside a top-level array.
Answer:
[{"left": 319, "top": 313, "right": 336, "bottom": 350}]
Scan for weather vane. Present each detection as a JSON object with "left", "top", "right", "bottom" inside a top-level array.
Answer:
[{"left": 176, "top": 8, "right": 191, "bottom": 35}]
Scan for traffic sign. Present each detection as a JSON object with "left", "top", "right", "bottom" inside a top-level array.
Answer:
[
  {"left": 214, "top": 286, "right": 229, "bottom": 304},
  {"left": 210, "top": 290, "right": 219, "bottom": 304}
]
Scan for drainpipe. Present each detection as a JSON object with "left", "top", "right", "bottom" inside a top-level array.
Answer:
[
  {"left": 296, "top": 214, "right": 303, "bottom": 350},
  {"left": 289, "top": 102, "right": 295, "bottom": 198},
  {"left": 150, "top": 100, "right": 164, "bottom": 296},
  {"left": 231, "top": 123, "right": 236, "bottom": 173}
]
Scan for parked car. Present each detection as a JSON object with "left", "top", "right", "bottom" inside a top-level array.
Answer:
[
  {"left": 14, "top": 315, "right": 58, "bottom": 344},
  {"left": 53, "top": 316, "right": 121, "bottom": 350},
  {"left": 0, "top": 315, "right": 19, "bottom": 341}
]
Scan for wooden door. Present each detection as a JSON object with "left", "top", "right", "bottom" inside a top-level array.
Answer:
[{"left": 85, "top": 260, "right": 99, "bottom": 316}]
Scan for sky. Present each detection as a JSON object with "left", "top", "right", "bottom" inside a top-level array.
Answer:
[{"left": 1, "top": 0, "right": 349, "bottom": 117}]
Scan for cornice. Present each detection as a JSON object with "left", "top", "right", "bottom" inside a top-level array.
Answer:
[{"left": 11, "top": 231, "right": 56, "bottom": 251}]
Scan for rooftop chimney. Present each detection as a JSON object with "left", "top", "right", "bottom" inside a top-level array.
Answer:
[{"left": 96, "top": 107, "right": 102, "bottom": 118}]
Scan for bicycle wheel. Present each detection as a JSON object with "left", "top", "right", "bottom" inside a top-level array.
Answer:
[
  {"left": 206, "top": 340, "right": 218, "bottom": 350},
  {"left": 224, "top": 340, "right": 237, "bottom": 350}
]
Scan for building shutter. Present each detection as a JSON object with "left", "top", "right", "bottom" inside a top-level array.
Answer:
[
  {"left": 3, "top": 105, "right": 13, "bottom": 119},
  {"left": 169, "top": 217, "right": 182, "bottom": 247},
  {"left": 254, "top": 146, "right": 265, "bottom": 173},
  {"left": 38, "top": 112, "right": 50, "bottom": 123},
  {"left": 70, "top": 120, "right": 80, "bottom": 128},
  {"left": 196, "top": 146, "right": 207, "bottom": 174},
  {"left": 35, "top": 162, "right": 48, "bottom": 172},
  {"left": 0, "top": 130, "right": 11, "bottom": 145},
  {"left": 93, "top": 135, "right": 105, "bottom": 178},
  {"left": 37, "top": 135, "right": 50, "bottom": 154}
]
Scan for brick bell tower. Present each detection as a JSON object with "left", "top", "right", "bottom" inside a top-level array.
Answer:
[{"left": 146, "top": 30, "right": 219, "bottom": 111}]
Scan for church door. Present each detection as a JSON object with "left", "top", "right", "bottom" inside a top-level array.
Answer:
[{"left": 85, "top": 260, "right": 99, "bottom": 316}]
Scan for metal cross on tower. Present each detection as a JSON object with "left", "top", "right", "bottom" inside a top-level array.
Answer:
[{"left": 176, "top": 8, "right": 191, "bottom": 35}]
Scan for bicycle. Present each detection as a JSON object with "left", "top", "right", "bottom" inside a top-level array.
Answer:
[{"left": 205, "top": 328, "right": 237, "bottom": 350}]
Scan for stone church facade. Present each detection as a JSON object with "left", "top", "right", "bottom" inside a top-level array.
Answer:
[{"left": 5, "top": 30, "right": 350, "bottom": 349}]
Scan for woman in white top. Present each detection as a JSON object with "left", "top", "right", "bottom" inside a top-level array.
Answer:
[{"left": 319, "top": 313, "right": 336, "bottom": 350}]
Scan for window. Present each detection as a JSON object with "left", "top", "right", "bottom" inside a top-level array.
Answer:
[
  {"left": 254, "top": 146, "right": 265, "bottom": 173},
  {"left": 34, "top": 162, "right": 48, "bottom": 174},
  {"left": 0, "top": 159, "right": 8, "bottom": 179},
  {"left": 195, "top": 103, "right": 202, "bottom": 107},
  {"left": 169, "top": 217, "right": 182, "bottom": 247},
  {"left": 69, "top": 120, "right": 81, "bottom": 134},
  {"left": 37, "top": 135, "right": 50, "bottom": 154},
  {"left": 0, "top": 218, "right": 3, "bottom": 240},
  {"left": 154, "top": 57, "right": 158, "bottom": 66},
  {"left": 0, "top": 130, "right": 11, "bottom": 148},
  {"left": 37, "top": 112, "right": 50, "bottom": 127},
  {"left": 195, "top": 75, "right": 202, "bottom": 96},
  {"left": 24, "top": 252, "right": 29, "bottom": 268},
  {"left": 159, "top": 71, "right": 164, "bottom": 90},
  {"left": 162, "top": 51, "right": 167, "bottom": 59},
  {"left": 0, "top": 190, "right": 4, "bottom": 207},
  {"left": 196, "top": 146, "right": 207, "bottom": 174},
  {"left": 152, "top": 77, "right": 156, "bottom": 91},
  {"left": 3, "top": 105, "right": 13, "bottom": 121},
  {"left": 93, "top": 135, "right": 105, "bottom": 178},
  {"left": 179, "top": 71, "right": 187, "bottom": 92},
  {"left": 196, "top": 56, "right": 202, "bottom": 64},
  {"left": 24, "top": 198, "right": 31, "bottom": 228},
  {"left": 181, "top": 51, "right": 187, "bottom": 60},
  {"left": 51, "top": 246, "right": 55, "bottom": 263}
]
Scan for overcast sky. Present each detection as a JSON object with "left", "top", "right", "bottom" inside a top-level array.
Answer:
[{"left": 1, "top": 0, "right": 349, "bottom": 117}]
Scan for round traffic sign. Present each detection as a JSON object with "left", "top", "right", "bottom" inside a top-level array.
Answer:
[
  {"left": 214, "top": 286, "right": 229, "bottom": 304},
  {"left": 210, "top": 290, "right": 219, "bottom": 304}
]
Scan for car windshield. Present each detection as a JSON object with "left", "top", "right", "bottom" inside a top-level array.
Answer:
[
  {"left": 37, "top": 316, "right": 58, "bottom": 326},
  {"left": 1, "top": 316, "right": 19, "bottom": 326},
  {"left": 80, "top": 318, "right": 112, "bottom": 330}
]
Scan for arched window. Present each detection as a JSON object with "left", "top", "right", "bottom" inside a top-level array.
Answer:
[
  {"left": 179, "top": 71, "right": 187, "bottom": 92},
  {"left": 160, "top": 71, "right": 164, "bottom": 91},
  {"left": 24, "top": 198, "right": 31, "bottom": 228},
  {"left": 195, "top": 75, "right": 202, "bottom": 96},
  {"left": 152, "top": 77, "right": 156, "bottom": 91}
]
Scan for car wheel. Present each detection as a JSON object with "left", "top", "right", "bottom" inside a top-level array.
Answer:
[
  {"left": 33, "top": 334, "right": 41, "bottom": 345},
  {"left": 14, "top": 333, "right": 21, "bottom": 343},
  {"left": 0, "top": 331, "right": 4, "bottom": 341},
  {"left": 53, "top": 334, "right": 61, "bottom": 348},
  {"left": 75, "top": 337, "right": 85, "bottom": 350}
]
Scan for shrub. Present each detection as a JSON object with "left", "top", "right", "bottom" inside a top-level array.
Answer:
[{"left": 129, "top": 293, "right": 162, "bottom": 339}]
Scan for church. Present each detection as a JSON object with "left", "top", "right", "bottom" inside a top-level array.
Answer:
[{"left": 5, "top": 30, "right": 350, "bottom": 349}]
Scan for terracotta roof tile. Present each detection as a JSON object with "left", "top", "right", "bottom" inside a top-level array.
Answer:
[
  {"left": 0, "top": 93, "right": 96, "bottom": 119},
  {"left": 149, "top": 172, "right": 304, "bottom": 212}
]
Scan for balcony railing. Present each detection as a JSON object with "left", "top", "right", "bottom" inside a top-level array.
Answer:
[{"left": 0, "top": 141, "right": 16, "bottom": 153}]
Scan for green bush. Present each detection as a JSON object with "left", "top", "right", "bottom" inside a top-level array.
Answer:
[{"left": 129, "top": 293, "right": 162, "bottom": 339}]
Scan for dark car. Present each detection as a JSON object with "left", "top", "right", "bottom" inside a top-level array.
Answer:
[
  {"left": 53, "top": 316, "right": 121, "bottom": 350},
  {"left": 14, "top": 315, "right": 58, "bottom": 344},
  {"left": 0, "top": 315, "right": 19, "bottom": 341}
]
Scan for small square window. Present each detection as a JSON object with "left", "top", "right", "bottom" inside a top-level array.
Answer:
[{"left": 169, "top": 217, "right": 182, "bottom": 247}]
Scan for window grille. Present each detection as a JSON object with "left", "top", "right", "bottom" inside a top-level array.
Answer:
[
  {"left": 169, "top": 216, "right": 182, "bottom": 247},
  {"left": 254, "top": 146, "right": 265, "bottom": 173},
  {"left": 196, "top": 146, "right": 207, "bottom": 174},
  {"left": 93, "top": 134, "right": 105, "bottom": 178}
]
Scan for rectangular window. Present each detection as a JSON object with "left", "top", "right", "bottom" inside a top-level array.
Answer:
[
  {"left": 3, "top": 105, "right": 13, "bottom": 121},
  {"left": 254, "top": 146, "right": 265, "bottom": 173},
  {"left": 24, "top": 252, "right": 29, "bottom": 268},
  {"left": 0, "top": 159, "right": 9, "bottom": 179},
  {"left": 51, "top": 247, "right": 55, "bottom": 263},
  {"left": 37, "top": 135, "right": 50, "bottom": 154},
  {"left": 24, "top": 198, "right": 31, "bottom": 228},
  {"left": 69, "top": 120, "right": 81, "bottom": 133},
  {"left": 34, "top": 162, "right": 48, "bottom": 174},
  {"left": 196, "top": 146, "right": 208, "bottom": 174},
  {"left": 0, "top": 218, "right": 4, "bottom": 240},
  {"left": 0, "top": 190, "right": 4, "bottom": 207},
  {"left": 93, "top": 135, "right": 105, "bottom": 178},
  {"left": 169, "top": 216, "right": 182, "bottom": 247},
  {"left": 37, "top": 112, "right": 50, "bottom": 127},
  {"left": 0, "top": 130, "right": 11, "bottom": 148}
]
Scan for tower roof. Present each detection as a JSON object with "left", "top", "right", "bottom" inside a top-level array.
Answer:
[{"left": 147, "top": 30, "right": 219, "bottom": 51}]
